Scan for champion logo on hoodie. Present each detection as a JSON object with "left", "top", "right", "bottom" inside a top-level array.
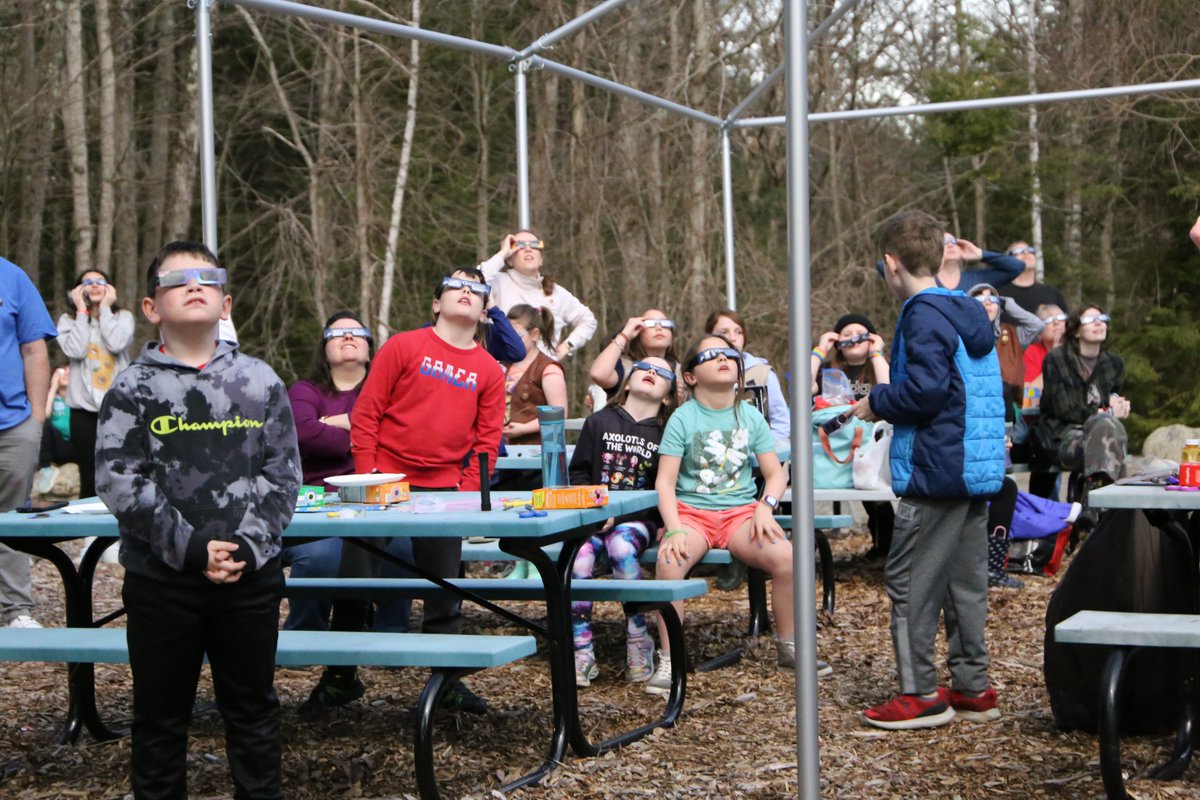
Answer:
[{"left": 150, "top": 413, "right": 265, "bottom": 436}]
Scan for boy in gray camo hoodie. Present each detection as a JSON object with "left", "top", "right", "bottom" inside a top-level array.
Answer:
[{"left": 96, "top": 241, "right": 300, "bottom": 800}]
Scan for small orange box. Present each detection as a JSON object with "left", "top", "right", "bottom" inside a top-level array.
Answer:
[
  {"left": 530, "top": 485, "right": 608, "bottom": 510},
  {"left": 342, "top": 482, "right": 410, "bottom": 504}
]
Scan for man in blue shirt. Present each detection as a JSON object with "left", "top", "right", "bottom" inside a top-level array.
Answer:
[{"left": 0, "top": 256, "right": 58, "bottom": 628}]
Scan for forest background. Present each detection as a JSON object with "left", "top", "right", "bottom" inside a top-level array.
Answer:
[{"left": 2, "top": 0, "right": 1199, "bottom": 447}]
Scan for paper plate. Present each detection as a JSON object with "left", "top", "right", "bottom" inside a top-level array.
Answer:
[{"left": 323, "top": 473, "right": 406, "bottom": 488}]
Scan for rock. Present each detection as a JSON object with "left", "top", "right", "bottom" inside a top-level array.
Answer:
[{"left": 1140, "top": 424, "right": 1200, "bottom": 459}]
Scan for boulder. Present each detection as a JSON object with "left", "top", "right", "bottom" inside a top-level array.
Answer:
[{"left": 1141, "top": 424, "right": 1200, "bottom": 460}]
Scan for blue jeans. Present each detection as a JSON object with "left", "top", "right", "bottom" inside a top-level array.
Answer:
[{"left": 281, "top": 537, "right": 414, "bottom": 632}]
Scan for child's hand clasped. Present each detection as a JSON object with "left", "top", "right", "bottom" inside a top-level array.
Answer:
[{"left": 204, "top": 540, "right": 246, "bottom": 584}]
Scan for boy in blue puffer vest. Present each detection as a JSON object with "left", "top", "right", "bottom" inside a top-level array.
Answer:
[{"left": 851, "top": 209, "right": 1006, "bottom": 730}]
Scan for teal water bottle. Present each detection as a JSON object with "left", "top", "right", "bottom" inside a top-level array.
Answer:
[{"left": 537, "top": 405, "right": 568, "bottom": 488}]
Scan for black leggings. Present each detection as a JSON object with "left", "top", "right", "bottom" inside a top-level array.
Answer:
[{"left": 69, "top": 408, "right": 99, "bottom": 498}]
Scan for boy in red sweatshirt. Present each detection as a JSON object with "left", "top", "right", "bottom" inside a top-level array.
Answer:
[{"left": 351, "top": 267, "right": 505, "bottom": 712}]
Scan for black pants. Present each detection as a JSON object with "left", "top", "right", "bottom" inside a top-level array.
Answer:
[
  {"left": 864, "top": 500, "right": 895, "bottom": 556},
  {"left": 123, "top": 564, "right": 284, "bottom": 800},
  {"left": 329, "top": 485, "right": 463, "bottom": 636},
  {"left": 69, "top": 408, "right": 98, "bottom": 498}
]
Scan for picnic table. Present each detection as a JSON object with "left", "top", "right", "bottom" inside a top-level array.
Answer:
[
  {"left": 0, "top": 489, "right": 692, "bottom": 798},
  {"left": 1054, "top": 483, "right": 1200, "bottom": 799}
]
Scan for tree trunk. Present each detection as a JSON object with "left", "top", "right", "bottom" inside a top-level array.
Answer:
[
  {"left": 62, "top": 0, "right": 94, "bottom": 274},
  {"left": 164, "top": 33, "right": 199, "bottom": 241},
  {"left": 352, "top": 32, "right": 374, "bottom": 328},
  {"left": 95, "top": 0, "right": 117, "bottom": 275},
  {"left": 1063, "top": 0, "right": 1084, "bottom": 306},
  {"left": 971, "top": 155, "right": 986, "bottom": 243},
  {"left": 1025, "top": 0, "right": 1045, "bottom": 281},
  {"left": 114, "top": 0, "right": 139, "bottom": 300},
  {"left": 17, "top": 0, "right": 57, "bottom": 282},
  {"left": 144, "top": 3, "right": 176, "bottom": 264},
  {"left": 941, "top": 157, "right": 961, "bottom": 235},
  {"left": 377, "top": 0, "right": 421, "bottom": 343},
  {"left": 683, "top": 0, "right": 711, "bottom": 324}
]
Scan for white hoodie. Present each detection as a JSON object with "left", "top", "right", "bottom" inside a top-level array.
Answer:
[{"left": 478, "top": 254, "right": 598, "bottom": 356}]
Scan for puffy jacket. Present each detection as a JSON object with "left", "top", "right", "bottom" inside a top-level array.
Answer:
[{"left": 868, "top": 287, "right": 1005, "bottom": 498}]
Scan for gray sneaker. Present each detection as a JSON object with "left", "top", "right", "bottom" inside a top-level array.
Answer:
[
  {"left": 575, "top": 649, "right": 599, "bottom": 687},
  {"left": 776, "top": 638, "right": 833, "bottom": 677},
  {"left": 644, "top": 650, "right": 672, "bottom": 696},
  {"left": 626, "top": 636, "right": 655, "bottom": 683}
]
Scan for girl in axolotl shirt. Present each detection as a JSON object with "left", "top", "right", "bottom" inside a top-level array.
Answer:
[{"left": 567, "top": 356, "right": 676, "bottom": 688}]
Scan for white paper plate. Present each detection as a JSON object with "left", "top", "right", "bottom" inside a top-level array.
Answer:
[{"left": 323, "top": 473, "right": 406, "bottom": 488}]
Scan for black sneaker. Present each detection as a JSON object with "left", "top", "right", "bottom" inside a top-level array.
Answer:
[
  {"left": 988, "top": 573, "right": 1025, "bottom": 589},
  {"left": 299, "top": 667, "right": 365, "bottom": 717},
  {"left": 715, "top": 559, "right": 748, "bottom": 591},
  {"left": 439, "top": 680, "right": 489, "bottom": 715}
]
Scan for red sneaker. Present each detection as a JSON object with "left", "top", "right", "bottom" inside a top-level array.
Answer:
[
  {"left": 862, "top": 693, "right": 955, "bottom": 730},
  {"left": 937, "top": 686, "right": 1001, "bottom": 722}
]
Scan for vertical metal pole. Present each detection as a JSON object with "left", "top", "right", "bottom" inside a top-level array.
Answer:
[
  {"left": 514, "top": 61, "right": 531, "bottom": 229},
  {"left": 1025, "top": 0, "right": 1045, "bottom": 282},
  {"left": 784, "top": 0, "right": 820, "bottom": 796},
  {"left": 195, "top": 0, "right": 218, "bottom": 252},
  {"left": 721, "top": 129, "right": 737, "bottom": 310}
]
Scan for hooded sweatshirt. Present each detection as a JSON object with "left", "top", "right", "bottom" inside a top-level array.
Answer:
[
  {"left": 868, "top": 287, "right": 1005, "bottom": 498},
  {"left": 569, "top": 403, "right": 664, "bottom": 527},
  {"left": 478, "top": 253, "right": 598, "bottom": 354},
  {"left": 96, "top": 341, "right": 301, "bottom": 583}
]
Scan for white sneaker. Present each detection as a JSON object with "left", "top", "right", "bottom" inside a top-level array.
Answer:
[
  {"left": 644, "top": 650, "right": 672, "bottom": 696},
  {"left": 8, "top": 615, "right": 41, "bottom": 629}
]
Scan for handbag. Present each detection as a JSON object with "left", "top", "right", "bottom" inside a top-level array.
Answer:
[
  {"left": 812, "top": 404, "right": 873, "bottom": 489},
  {"left": 853, "top": 421, "right": 892, "bottom": 490}
]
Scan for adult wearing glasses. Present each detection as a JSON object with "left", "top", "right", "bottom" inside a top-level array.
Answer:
[
  {"left": 997, "top": 240, "right": 1069, "bottom": 325},
  {"left": 966, "top": 284, "right": 1044, "bottom": 419},
  {"left": 1037, "top": 305, "right": 1130, "bottom": 493},
  {"left": 874, "top": 232, "right": 1024, "bottom": 293},
  {"left": 55, "top": 269, "right": 134, "bottom": 499},
  {"left": 589, "top": 307, "right": 680, "bottom": 404},
  {"left": 707, "top": 309, "right": 790, "bottom": 444},
  {"left": 478, "top": 230, "right": 597, "bottom": 361},
  {"left": 286, "top": 311, "right": 415, "bottom": 713},
  {"left": 811, "top": 314, "right": 894, "bottom": 560}
]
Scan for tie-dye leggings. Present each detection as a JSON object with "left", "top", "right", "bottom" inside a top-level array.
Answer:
[{"left": 571, "top": 521, "right": 652, "bottom": 652}]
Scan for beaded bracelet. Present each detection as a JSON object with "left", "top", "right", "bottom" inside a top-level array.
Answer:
[
  {"left": 811, "top": 347, "right": 827, "bottom": 361},
  {"left": 870, "top": 351, "right": 884, "bottom": 360},
  {"left": 612, "top": 333, "right": 628, "bottom": 352},
  {"left": 662, "top": 529, "right": 688, "bottom": 539}
]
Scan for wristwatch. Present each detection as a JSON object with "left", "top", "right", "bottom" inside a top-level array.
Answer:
[{"left": 760, "top": 494, "right": 779, "bottom": 511}]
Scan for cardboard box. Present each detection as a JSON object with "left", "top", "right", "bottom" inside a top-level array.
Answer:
[
  {"left": 340, "top": 481, "right": 410, "bottom": 505},
  {"left": 531, "top": 485, "right": 608, "bottom": 510},
  {"left": 297, "top": 485, "right": 326, "bottom": 511}
]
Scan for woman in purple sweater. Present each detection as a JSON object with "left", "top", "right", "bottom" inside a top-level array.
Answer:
[{"left": 286, "top": 311, "right": 413, "bottom": 712}]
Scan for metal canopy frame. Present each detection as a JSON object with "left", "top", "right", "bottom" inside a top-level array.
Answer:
[{"left": 191, "top": 1, "right": 1200, "bottom": 795}]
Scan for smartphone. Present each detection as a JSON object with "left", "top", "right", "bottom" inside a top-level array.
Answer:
[{"left": 15, "top": 500, "right": 69, "bottom": 513}]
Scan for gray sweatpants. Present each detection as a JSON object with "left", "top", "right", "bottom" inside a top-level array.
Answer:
[
  {"left": 0, "top": 415, "right": 42, "bottom": 622},
  {"left": 886, "top": 496, "right": 990, "bottom": 696}
]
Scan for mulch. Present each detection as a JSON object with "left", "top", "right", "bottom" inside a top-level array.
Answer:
[{"left": 2, "top": 531, "right": 1199, "bottom": 800}]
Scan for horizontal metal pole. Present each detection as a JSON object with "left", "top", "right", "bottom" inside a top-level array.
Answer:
[
  {"left": 233, "top": 0, "right": 516, "bottom": 60},
  {"left": 533, "top": 56, "right": 724, "bottom": 127},
  {"left": 515, "top": 0, "right": 638, "bottom": 61},
  {"left": 732, "top": 77, "right": 1200, "bottom": 128},
  {"left": 725, "top": 0, "right": 862, "bottom": 125}
]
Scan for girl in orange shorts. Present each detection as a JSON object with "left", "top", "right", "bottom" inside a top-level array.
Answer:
[{"left": 647, "top": 334, "right": 826, "bottom": 695}]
